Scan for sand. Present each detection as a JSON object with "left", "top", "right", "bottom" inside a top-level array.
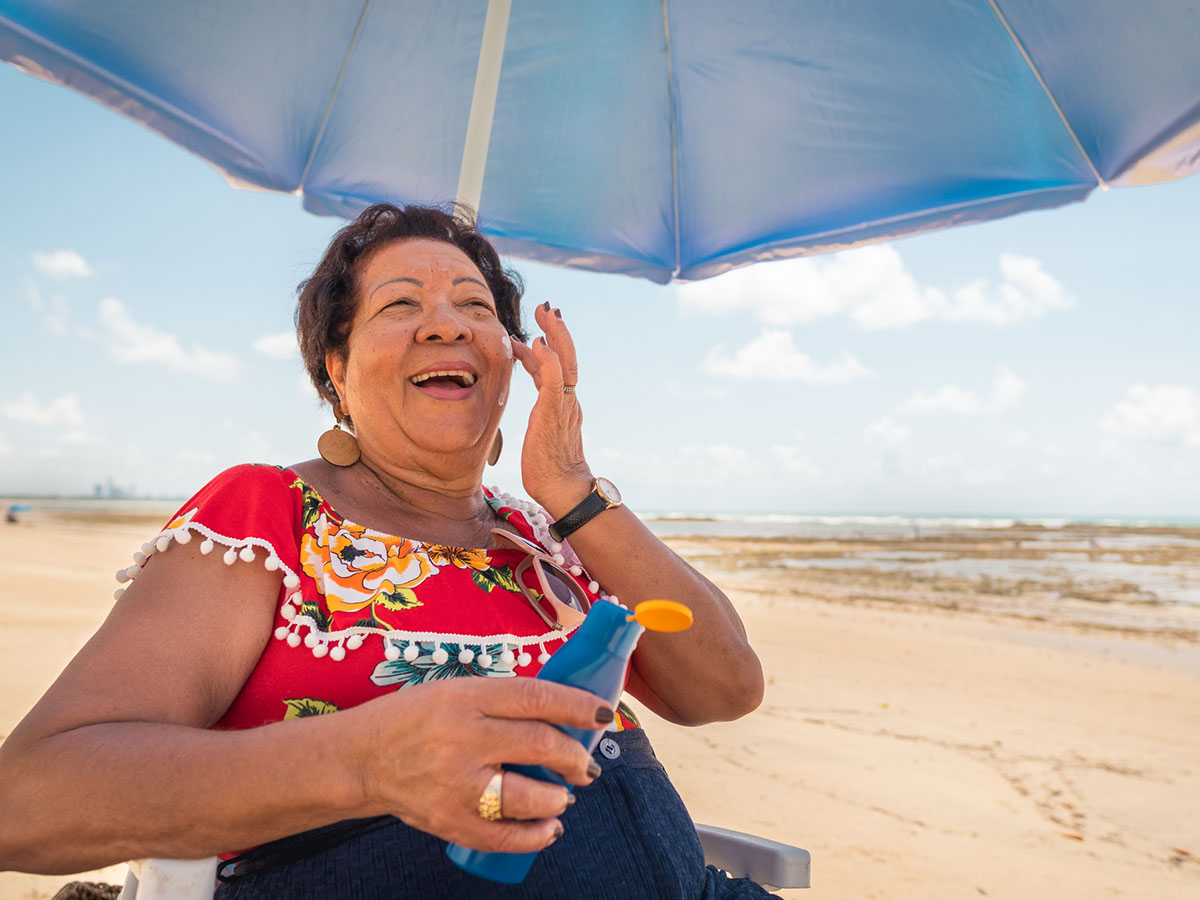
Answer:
[{"left": 1, "top": 512, "right": 1197, "bottom": 899}]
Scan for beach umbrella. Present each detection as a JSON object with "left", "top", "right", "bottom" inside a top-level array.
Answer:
[{"left": 2, "top": 0, "right": 1198, "bottom": 283}]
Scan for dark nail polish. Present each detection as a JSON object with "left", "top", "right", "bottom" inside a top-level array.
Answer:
[
  {"left": 542, "top": 301, "right": 551, "bottom": 312},
  {"left": 595, "top": 706, "right": 614, "bottom": 724},
  {"left": 554, "top": 308, "right": 562, "bottom": 319},
  {"left": 538, "top": 336, "right": 547, "bottom": 346},
  {"left": 587, "top": 761, "right": 602, "bottom": 780},
  {"left": 551, "top": 822, "right": 565, "bottom": 841},
  {"left": 565, "top": 792, "right": 576, "bottom": 807}
]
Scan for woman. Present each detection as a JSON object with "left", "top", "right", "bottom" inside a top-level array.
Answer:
[{"left": 0, "top": 204, "right": 766, "bottom": 898}]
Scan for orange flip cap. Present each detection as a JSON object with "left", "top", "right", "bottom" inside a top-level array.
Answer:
[{"left": 627, "top": 599, "right": 693, "bottom": 632}]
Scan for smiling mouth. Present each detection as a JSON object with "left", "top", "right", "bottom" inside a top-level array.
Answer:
[{"left": 409, "top": 370, "right": 477, "bottom": 389}]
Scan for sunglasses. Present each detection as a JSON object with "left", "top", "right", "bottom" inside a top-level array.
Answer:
[{"left": 491, "top": 528, "right": 592, "bottom": 631}]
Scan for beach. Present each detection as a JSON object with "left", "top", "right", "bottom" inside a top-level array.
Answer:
[{"left": 1, "top": 509, "right": 1197, "bottom": 899}]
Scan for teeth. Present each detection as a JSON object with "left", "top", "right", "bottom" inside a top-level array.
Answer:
[{"left": 410, "top": 370, "right": 476, "bottom": 386}]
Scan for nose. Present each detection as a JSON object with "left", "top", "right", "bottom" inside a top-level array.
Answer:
[{"left": 415, "top": 301, "right": 471, "bottom": 343}]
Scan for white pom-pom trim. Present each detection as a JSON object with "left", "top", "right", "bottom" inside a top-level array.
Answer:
[
  {"left": 431, "top": 647, "right": 449, "bottom": 665},
  {"left": 404, "top": 644, "right": 420, "bottom": 662},
  {"left": 200, "top": 540, "right": 214, "bottom": 555},
  {"left": 286, "top": 632, "right": 302, "bottom": 648},
  {"left": 156, "top": 536, "right": 171, "bottom": 553},
  {"left": 458, "top": 648, "right": 475, "bottom": 665},
  {"left": 384, "top": 642, "right": 401, "bottom": 661},
  {"left": 223, "top": 548, "right": 238, "bottom": 566},
  {"left": 329, "top": 645, "right": 346, "bottom": 662}
]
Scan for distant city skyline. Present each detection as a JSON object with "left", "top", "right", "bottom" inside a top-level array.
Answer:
[{"left": 2, "top": 64, "right": 1198, "bottom": 517}]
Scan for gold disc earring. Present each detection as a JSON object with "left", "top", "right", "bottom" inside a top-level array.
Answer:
[
  {"left": 318, "top": 401, "right": 361, "bottom": 467},
  {"left": 487, "top": 430, "right": 503, "bottom": 466}
]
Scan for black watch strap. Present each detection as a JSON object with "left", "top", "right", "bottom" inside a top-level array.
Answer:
[{"left": 549, "top": 490, "right": 608, "bottom": 542}]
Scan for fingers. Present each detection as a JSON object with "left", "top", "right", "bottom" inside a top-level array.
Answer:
[
  {"left": 478, "top": 718, "right": 599, "bottom": 787},
  {"left": 454, "top": 812, "right": 565, "bottom": 855},
  {"left": 534, "top": 302, "right": 579, "bottom": 389},
  {"left": 532, "top": 336, "right": 565, "bottom": 399},
  {"left": 493, "top": 770, "right": 574, "bottom": 821},
  {"left": 477, "top": 677, "right": 613, "bottom": 731},
  {"left": 510, "top": 335, "right": 540, "bottom": 386}
]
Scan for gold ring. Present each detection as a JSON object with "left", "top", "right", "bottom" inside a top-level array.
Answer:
[
  {"left": 563, "top": 384, "right": 576, "bottom": 394},
  {"left": 477, "top": 771, "right": 504, "bottom": 821}
]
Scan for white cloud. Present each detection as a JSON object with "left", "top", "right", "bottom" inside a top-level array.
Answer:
[
  {"left": 98, "top": 298, "right": 241, "bottom": 381},
  {"left": 2, "top": 392, "right": 84, "bottom": 427},
  {"left": 865, "top": 415, "right": 912, "bottom": 446},
  {"left": 770, "top": 445, "right": 821, "bottom": 478},
  {"left": 58, "top": 430, "right": 104, "bottom": 446},
  {"left": 896, "top": 366, "right": 1026, "bottom": 416},
  {"left": 254, "top": 331, "right": 298, "bottom": 359},
  {"left": 703, "top": 329, "right": 872, "bottom": 383},
  {"left": 33, "top": 249, "right": 94, "bottom": 279},
  {"left": 1101, "top": 384, "right": 1200, "bottom": 447},
  {"left": 919, "top": 452, "right": 1009, "bottom": 486},
  {"left": 25, "top": 280, "right": 70, "bottom": 335},
  {"left": 677, "top": 245, "right": 1073, "bottom": 330}
]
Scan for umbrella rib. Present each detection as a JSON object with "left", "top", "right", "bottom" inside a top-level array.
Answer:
[
  {"left": 985, "top": 0, "right": 1107, "bottom": 190},
  {"left": 661, "top": 0, "right": 682, "bottom": 277},
  {"left": 298, "top": 0, "right": 374, "bottom": 192}
]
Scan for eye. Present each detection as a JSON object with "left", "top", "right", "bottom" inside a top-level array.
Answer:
[{"left": 386, "top": 297, "right": 417, "bottom": 309}]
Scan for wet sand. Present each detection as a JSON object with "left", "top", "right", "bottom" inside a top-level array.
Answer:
[{"left": 1, "top": 513, "right": 1198, "bottom": 898}]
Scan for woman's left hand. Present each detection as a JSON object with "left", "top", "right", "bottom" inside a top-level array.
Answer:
[{"left": 510, "top": 302, "right": 594, "bottom": 512}]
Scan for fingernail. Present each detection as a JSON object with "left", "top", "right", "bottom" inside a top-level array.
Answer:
[
  {"left": 595, "top": 706, "right": 614, "bottom": 724},
  {"left": 587, "top": 761, "right": 602, "bottom": 780},
  {"left": 537, "top": 336, "right": 547, "bottom": 347},
  {"left": 542, "top": 301, "right": 551, "bottom": 312},
  {"left": 554, "top": 308, "right": 562, "bottom": 319},
  {"left": 565, "top": 792, "right": 576, "bottom": 807},
  {"left": 549, "top": 821, "right": 565, "bottom": 843}
]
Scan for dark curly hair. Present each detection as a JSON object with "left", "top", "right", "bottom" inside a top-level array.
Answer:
[{"left": 296, "top": 203, "right": 526, "bottom": 410}]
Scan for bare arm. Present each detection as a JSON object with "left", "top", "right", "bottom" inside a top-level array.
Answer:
[
  {"left": 513, "top": 306, "right": 764, "bottom": 727},
  {"left": 0, "top": 539, "right": 607, "bottom": 874}
]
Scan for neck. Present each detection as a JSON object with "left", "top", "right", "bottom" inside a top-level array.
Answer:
[{"left": 357, "top": 453, "right": 491, "bottom": 523}]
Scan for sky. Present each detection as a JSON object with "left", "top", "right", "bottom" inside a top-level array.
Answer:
[{"left": 1, "top": 63, "right": 1198, "bottom": 518}]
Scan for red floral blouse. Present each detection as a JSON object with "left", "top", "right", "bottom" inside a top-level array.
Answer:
[{"left": 121, "top": 464, "right": 641, "bottom": 733}]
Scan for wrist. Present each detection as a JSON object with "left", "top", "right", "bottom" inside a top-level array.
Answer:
[{"left": 532, "top": 471, "right": 595, "bottom": 520}]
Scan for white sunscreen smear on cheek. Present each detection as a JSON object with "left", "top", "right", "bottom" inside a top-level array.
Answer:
[
  {"left": 500, "top": 333, "right": 513, "bottom": 360},
  {"left": 498, "top": 381, "right": 509, "bottom": 408}
]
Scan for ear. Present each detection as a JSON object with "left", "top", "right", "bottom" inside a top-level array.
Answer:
[{"left": 325, "top": 350, "right": 348, "bottom": 411}]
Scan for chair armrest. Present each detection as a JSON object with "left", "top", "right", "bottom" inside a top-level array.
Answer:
[
  {"left": 695, "top": 823, "right": 811, "bottom": 891},
  {"left": 118, "top": 857, "right": 218, "bottom": 900}
]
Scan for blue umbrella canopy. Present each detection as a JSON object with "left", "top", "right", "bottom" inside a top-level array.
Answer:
[{"left": 2, "top": 0, "right": 1198, "bottom": 283}]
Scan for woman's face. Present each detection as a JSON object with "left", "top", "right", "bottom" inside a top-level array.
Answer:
[{"left": 326, "top": 238, "right": 514, "bottom": 465}]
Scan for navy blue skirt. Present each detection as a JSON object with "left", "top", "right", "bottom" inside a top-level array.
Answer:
[{"left": 215, "top": 728, "right": 772, "bottom": 899}]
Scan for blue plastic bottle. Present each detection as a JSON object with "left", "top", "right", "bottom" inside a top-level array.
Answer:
[{"left": 446, "top": 600, "right": 686, "bottom": 883}]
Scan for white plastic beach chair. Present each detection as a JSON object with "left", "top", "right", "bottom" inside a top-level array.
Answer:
[{"left": 117, "top": 825, "right": 810, "bottom": 898}]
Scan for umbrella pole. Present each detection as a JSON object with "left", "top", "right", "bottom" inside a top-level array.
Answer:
[{"left": 456, "top": 0, "right": 513, "bottom": 215}]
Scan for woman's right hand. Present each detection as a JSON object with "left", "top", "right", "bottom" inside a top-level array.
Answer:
[{"left": 348, "top": 677, "right": 611, "bottom": 854}]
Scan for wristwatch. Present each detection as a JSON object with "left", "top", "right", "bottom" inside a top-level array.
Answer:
[{"left": 549, "top": 477, "right": 622, "bottom": 542}]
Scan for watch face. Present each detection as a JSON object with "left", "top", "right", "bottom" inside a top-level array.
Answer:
[{"left": 595, "top": 477, "right": 621, "bottom": 505}]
